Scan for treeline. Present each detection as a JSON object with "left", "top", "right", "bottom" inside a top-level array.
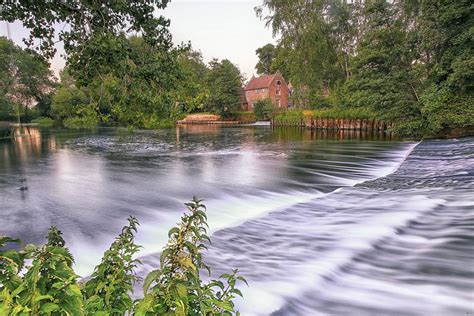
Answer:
[
  {"left": 0, "top": 198, "right": 247, "bottom": 315},
  {"left": 0, "top": 1, "right": 244, "bottom": 128},
  {"left": 255, "top": 0, "right": 473, "bottom": 137},
  {"left": 0, "top": 38, "right": 55, "bottom": 122}
]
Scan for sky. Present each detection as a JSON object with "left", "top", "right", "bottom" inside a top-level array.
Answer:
[{"left": 0, "top": 0, "right": 276, "bottom": 80}]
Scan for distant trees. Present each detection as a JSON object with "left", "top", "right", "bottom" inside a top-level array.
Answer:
[
  {"left": 175, "top": 49, "right": 211, "bottom": 114},
  {"left": 255, "top": 44, "right": 276, "bottom": 75},
  {"left": 205, "top": 59, "right": 243, "bottom": 117},
  {"left": 1, "top": 0, "right": 247, "bottom": 127},
  {"left": 341, "top": 1, "right": 422, "bottom": 131},
  {"left": 47, "top": 35, "right": 183, "bottom": 128},
  {"left": 0, "top": 37, "right": 55, "bottom": 121},
  {"left": 1, "top": 1, "right": 183, "bottom": 128},
  {"left": 256, "top": 0, "right": 473, "bottom": 136}
]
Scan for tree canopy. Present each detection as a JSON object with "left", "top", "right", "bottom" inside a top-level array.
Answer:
[
  {"left": 205, "top": 59, "right": 243, "bottom": 117},
  {"left": 255, "top": 43, "right": 276, "bottom": 75},
  {"left": 0, "top": 37, "right": 55, "bottom": 121},
  {"left": 256, "top": 0, "right": 473, "bottom": 136}
]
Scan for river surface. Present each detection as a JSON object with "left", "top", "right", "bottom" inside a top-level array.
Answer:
[{"left": 0, "top": 125, "right": 472, "bottom": 315}]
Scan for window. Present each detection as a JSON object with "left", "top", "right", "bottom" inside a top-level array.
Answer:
[
  {"left": 277, "top": 98, "right": 281, "bottom": 107},
  {"left": 276, "top": 89, "right": 280, "bottom": 96},
  {"left": 276, "top": 80, "right": 281, "bottom": 85}
]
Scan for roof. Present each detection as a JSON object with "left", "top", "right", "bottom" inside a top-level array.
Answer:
[{"left": 244, "top": 74, "right": 275, "bottom": 91}]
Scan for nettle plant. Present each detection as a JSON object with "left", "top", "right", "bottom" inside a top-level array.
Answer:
[{"left": 0, "top": 197, "right": 247, "bottom": 315}]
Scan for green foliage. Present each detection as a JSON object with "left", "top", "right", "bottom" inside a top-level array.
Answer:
[
  {"left": 0, "top": 37, "right": 55, "bottom": 123},
  {"left": 84, "top": 216, "right": 141, "bottom": 315},
  {"left": 2, "top": 1, "right": 188, "bottom": 129},
  {"left": 271, "top": 110, "right": 304, "bottom": 126},
  {"left": 258, "top": 0, "right": 473, "bottom": 137},
  {"left": 253, "top": 98, "right": 274, "bottom": 120},
  {"left": 255, "top": 44, "right": 276, "bottom": 75},
  {"left": 205, "top": 59, "right": 243, "bottom": 118},
  {"left": 175, "top": 49, "right": 211, "bottom": 114},
  {"left": 0, "top": 1, "right": 172, "bottom": 61},
  {"left": 1, "top": 227, "right": 84, "bottom": 315},
  {"left": 2, "top": 3, "right": 249, "bottom": 128},
  {"left": 51, "top": 84, "right": 89, "bottom": 122},
  {"left": 341, "top": 0, "right": 421, "bottom": 124},
  {"left": 256, "top": 0, "right": 344, "bottom": 105},
  {"left": 135, "top": 197, "right": 247, "bottom": 315},
  {"left": 272, "top": 108, "right": 380, "bottom": 126},
  {"left": 48, "top": 36, "right": 184, "bottom": 129},
  {"left": 0, "top": 198, "right": 247, "bottom": 315}
]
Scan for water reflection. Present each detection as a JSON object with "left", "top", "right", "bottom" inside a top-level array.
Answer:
[{"left": 1, "top": 126, "right": 56, "bottom": 168}]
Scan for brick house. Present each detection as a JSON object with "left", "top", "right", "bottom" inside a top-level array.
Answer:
[{"left": 241, "top": 71, "right": 289, "bottom": 111}]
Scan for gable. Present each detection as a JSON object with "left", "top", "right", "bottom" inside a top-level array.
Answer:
[{"left": 244, "top": 74, "right": 275, "bottom": 91}]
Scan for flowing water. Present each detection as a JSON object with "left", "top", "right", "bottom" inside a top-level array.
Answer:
[{"left": 0, "top": 125, "right": 472, "bottom": 315}]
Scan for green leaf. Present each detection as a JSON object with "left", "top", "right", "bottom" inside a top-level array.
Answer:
[{"left": 40, "top": 302, "right": 60, "bottom": 313}]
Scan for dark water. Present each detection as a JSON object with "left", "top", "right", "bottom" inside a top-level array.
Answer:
[{"left": 1, "top": 125, "right": 472, "bottom": 315}]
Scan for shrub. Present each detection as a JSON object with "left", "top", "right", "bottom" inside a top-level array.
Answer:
[
  {"left": 0, "top": 198, "right": 247, "bottom": 315},
  {"left": 253, "top": 98, "right": 274, "bottom": 121}
]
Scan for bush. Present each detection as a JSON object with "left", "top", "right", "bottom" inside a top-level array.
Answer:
[
  {"left": 51, "top": 85, "right": 89, "bottom": 122},
  {"left": 253, "top": 98, "right": 274, "bottom": 121},
  {"left": 0, "top": 198, "right": 247, "bottom": 315}
]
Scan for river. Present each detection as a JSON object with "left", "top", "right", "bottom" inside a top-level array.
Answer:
[{"left": 0, "top": 125, "right": 472, "bottom": 315}]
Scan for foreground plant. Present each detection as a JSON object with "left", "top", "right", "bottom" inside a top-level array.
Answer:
[
  {"left": 136, "top": 197, "right": 247, "bottom": 315},
  {"left": 0, "top": 198, "right": 247, "bottom": 315},
  {"left": 84, "top": 216, "right": 141, "bottom": 315},
  {"left": 1, "top": 227, "right": 84, "bottom": 315}
]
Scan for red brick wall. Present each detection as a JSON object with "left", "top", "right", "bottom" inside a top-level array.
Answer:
[
  {"left": 244, "top": 73, "right": 289, "bottom": 110},
  {"left": 245, "top": 89, "right": 268, "bottom": 109},
  {"left": 268, "top": 73, "right": 289, "bottom": 109}
]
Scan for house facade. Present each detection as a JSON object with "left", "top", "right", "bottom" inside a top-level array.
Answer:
[{"left": 241, "top": 71, "right": 289, "bottom": 111}]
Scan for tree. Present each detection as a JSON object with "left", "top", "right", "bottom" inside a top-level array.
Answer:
[
  {"left": 205, "top": 59, "right": 243, "bottom": 117},
  {"left": 416, "top": 0, "right": 474, "bottom": 135},
  {"left": 255, "top": 43, "right": 276, "bottom": 75},
  {"left": 49, "top": 36, "right": 183, "bottom": 128},
  {"left": 174, "top": 48, "right": 211, "bottom": 113},
  {"left": 0, "top": 1, "right": 172, "bottom": 60},
  {"left": 255, "top": 1, "right": 343, "bottom": 105},
  {"left": 341, "top": 0, "right": 422, "bottom": 131},
  {"left": 1, "top": 1, "right": 184, "bottom": 128},
  {"left": 51, "top": 85, "right": 89, "bottom": 122},
  {"left": 0, "top": 37, "right": 55, "bottom": 122}
]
